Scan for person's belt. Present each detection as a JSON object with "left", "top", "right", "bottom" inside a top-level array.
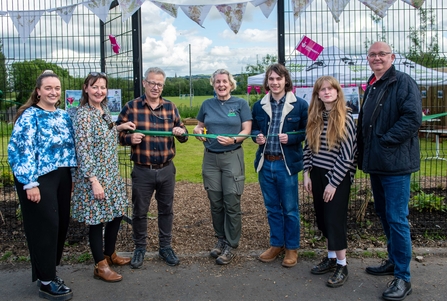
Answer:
[
  {"left": 136, "top": 161, "right": 171, "bottom": 169},
  {"left": 264, "top": 154, "right": 283, "bottom": 161},
  {"left": 206, "top": 146, "right": 241, "bottom": 154}
]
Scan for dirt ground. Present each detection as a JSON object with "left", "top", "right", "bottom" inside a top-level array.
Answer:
[{"left": 1, "top": 181, "right": 446, "bottom": 263}]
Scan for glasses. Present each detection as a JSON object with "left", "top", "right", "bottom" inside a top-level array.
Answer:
[
  {"left": 102, "top": 113, "right": 114, "bottom": 130},
  {"left": 367, "top": 52, "right": 392, "bottom": 58},
  {"left": 144, "top": 80, "right": 164, "bottom": 89},
  {"left": 89, "top": 72, "right": 107, "bottom": 77}
]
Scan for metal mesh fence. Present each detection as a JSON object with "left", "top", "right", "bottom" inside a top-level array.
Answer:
[{"left": 0, "top": 1, "right": 446, "bottom": 249}]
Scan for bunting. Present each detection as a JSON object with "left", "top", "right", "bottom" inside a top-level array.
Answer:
[
  {"left": 83, "top": 0, "right": 114, "bottom": 23},
  {"left": 119, "top": 0, "right": 146, "bottom": 22},
  {"left": 324, "top": 0, "right": 350, "bottom": 23},
  {"left": 152, "top": 1, "right": 178, "bottom": 18},
  {"left": 180, "top": 5, "right": 212, "bottom": 28},
  {"left": 2, "top": 0, "right": 427, "bottom": 43},
  {"left": 216, "top": 3, "right": 247, "bottom": 34},
  {"left": 293, "top": 0, "right": 313, "bottom": 19},
  {"left": 48, "top": 4, "right": 78, "bottom": 24},
  {"left": 9, "top": 10, "right": 45, "bottom": 44},
  {"left": 359, "top": 0, "right": 397, "bottom": 18}
]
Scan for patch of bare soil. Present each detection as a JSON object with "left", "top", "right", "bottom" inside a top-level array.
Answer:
[{"left": 1, "top": 181, "right": 446, "bottom": 264}]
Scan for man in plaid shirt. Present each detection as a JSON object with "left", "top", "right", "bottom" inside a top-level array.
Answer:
[{"left": 116, "top": 67, "right": 188, "bottom": 269}]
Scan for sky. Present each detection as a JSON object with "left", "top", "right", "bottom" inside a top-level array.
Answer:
[
  {"left": 139, "top": 0, "right": 278, "bottom": 77},
  {"left": 1, "top": 0, "right": 446, "bottom": 78}
]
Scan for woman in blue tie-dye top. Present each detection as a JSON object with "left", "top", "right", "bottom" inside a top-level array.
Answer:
[{"left": 8, "top": 70, "right": 77, "bottom": 301}]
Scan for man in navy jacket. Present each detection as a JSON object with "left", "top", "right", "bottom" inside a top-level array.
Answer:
[{"left": 357, "top": 41, "right": 422, "bottom": 301}]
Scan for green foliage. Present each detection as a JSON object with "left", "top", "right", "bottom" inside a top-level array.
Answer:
[
  {"left": 0, "top": 251, "right": 13, "bottom": 261},
  {"left": 409, "top": 192, "right": 447, "bottom": 212},
  {"left": 300, "top": 251, "right": 316, "bottom": 259},
  {"left": 410, "top": 181, "right": 421, "bottom": 193},
  {"left": 0, "top": 40, "right": 7, "bottom": 104},
  {"left": 10, "top": 59, "right": 71, "bottom": 105},
  {"left": 177, "top": 104, "right": 200, "bottom": 119},
  {"left": 17, "top": 255, "right": 30, "bottom": 262},
  {"left": 0, "top": 168, "right": 14, "bottom": 187},
  {"left": 406, "top": 7, "right": 447, "bottom": 68},
  {"left": 376, "top": 251, "right": 388, "bottom": 259},
  {"left": 77, "top": 252, "right": 92, "bottom": 263}
]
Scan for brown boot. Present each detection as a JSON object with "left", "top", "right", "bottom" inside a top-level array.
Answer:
[
  {"left": 94, "top": 259, "right": 123, "bottom": 282},
  {"left": 258, "top": 246, "right": 284, "bottom": 263},
  {"left": 105, "top": 252, "right": 131, "bottom": 266},
  {"left": 282, "top": 249, "right": 298, "bottom": 267}
]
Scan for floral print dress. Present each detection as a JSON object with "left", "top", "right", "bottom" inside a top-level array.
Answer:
[{"left": 72, "top": 105, "right": 128, "bottom": 225}]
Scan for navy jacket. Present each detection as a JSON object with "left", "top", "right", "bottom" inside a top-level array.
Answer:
[
  {"left": 251, "top": 91, "right": 308, "bottom": 175},
  {"left": 357, "top": 65, "right": 422, "bottom": 175}
]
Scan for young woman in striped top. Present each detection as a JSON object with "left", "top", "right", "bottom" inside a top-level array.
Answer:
[{"left": 303, "top": 76, "right": 357, "bottom": 288}]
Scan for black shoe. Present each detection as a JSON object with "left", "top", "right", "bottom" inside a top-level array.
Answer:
[
  {"left": 366, "top": 259, "right": 395, "bottom": 276},
  {"left": 311, "top": 257, "right": 337, "bottom": 275},
  {"left": 216, "top": 244, "right": 235, "bottom": 265},
  {"left": 39, "top": 280, "right": 73, "bottom": 301},
  {"left": 37, "top": 276, "right": 65, "bottom": 288},
  {"left": 210, "top": 238, "right": 226, "bottom": 259},
  {"left": 130, "top": 247, "right": 146, "bottom": 269},
  {"left": 382, "top": 278, "right": 412, "bottom": 301},
  {"left": 326, "top": 264, "right": 349, "bottom": 288},
  {"left": 159, "top": 246, "right": 180, "bottom": 266}
]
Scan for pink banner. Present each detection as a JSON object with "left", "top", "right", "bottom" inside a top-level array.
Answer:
[
  {"left": 296, "top": 35, "right": 324, "bottom": 61},
  {"left": 255, "top": 86, "right": 261, "bottom": 94},
  {"left": 247, "top": 86, "right": 252, "bottom": 94}
]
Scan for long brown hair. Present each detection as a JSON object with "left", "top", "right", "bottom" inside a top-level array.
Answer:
[
  {"left": 306, "top": 76, "right": 349, "bottom": 152},
  {"left": 79, "top": 72, "right": 108, "bottom": 107},
  {"left": 13, "top": 71, "right": 61, "bottom": 123}
]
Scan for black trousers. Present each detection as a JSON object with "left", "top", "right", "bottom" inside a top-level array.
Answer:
[
  {"left": 14, "top": 168, "right": 72, "bottom": 282},
  {"left": 310, "top": 166, "right": 350, "bottom": 251}
]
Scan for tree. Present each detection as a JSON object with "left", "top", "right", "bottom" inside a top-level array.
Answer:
[
  {"left": 238, "top": 54, "right": 278, "bottom": 97},
  {"left": 10, "top": 60, "right": 71, "bottom": 104},
  {"left": 406, "top": 7, "right": 447, "bottom": 68}
]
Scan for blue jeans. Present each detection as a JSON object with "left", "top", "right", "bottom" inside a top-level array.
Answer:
[
  {"left": 370, "top": 173, "right": 412, "bottom": 282},
  {"left": 259, "top": 159, "right": 300, "bottom": 249}
]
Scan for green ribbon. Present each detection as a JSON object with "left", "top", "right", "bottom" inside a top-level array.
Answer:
[
  {"left": 132, "top": 130, "right": 304, "bottom": 138},
  {"left": 422, "top": 112, "right": 447, "bottom": 122}
]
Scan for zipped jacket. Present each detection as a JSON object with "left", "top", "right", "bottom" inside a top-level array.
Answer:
[{"left": 357, "top": 65, "right": 422, "bottom": 175}]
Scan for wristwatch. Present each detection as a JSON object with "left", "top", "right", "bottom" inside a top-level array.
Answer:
[{"left": 234, "top": 138, "right": 237, "bottom": 144}]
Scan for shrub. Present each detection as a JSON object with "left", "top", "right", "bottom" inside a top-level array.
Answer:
[{"left": 409, "top": 192, "right": 447, "bottom": 212}]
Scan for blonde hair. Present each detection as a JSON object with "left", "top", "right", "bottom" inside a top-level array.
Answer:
[
  {"left": 306, "top": 76, "right": 349, "bottom": 152},
  {"left": 210, "top": 69, "right": 237, "bottom": 91}
]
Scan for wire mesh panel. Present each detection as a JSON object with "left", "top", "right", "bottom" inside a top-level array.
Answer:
[
  {"left": 284, "top": 0, "right": 447, "bottom": 241},
  {"left": 0, "top": 1, "right": 135, "bottom": 245}
]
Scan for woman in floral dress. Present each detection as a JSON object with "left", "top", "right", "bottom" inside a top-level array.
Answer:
[{"left": 72, "top": 72, "right": 135, "bottom": 282}]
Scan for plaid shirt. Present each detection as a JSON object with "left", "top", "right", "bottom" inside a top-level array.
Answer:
[
  {"left": 265, "top": 95, "right": 285, "bottom": 156},
  {"left": 117, "top": 95, "right": 188, "bottom": 165}
]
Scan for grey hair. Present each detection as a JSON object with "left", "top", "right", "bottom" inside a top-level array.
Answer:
[
  {"left": 144, "top": 67, "right": 166, "bottom": 81},
  {"left": 210, "top": 69, "right": 237, "bottom": 92}
]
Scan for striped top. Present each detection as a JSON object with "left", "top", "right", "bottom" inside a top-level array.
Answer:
[{"left": 303, "top": 110, "right": 357, "bottom": 187}]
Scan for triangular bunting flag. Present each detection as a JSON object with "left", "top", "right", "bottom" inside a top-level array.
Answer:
[
  {"left": 215, "top": 3, "right": 247, "bottom": 34},
  {"left": 151, "top": 1, "right": 178, "bottom": 18},
  {"left": 360, "top": 0, "right": 397, "bottom": 18},
  {"left": 292, "top": 0, "right": 313, "bottom": 20},
  {"left": 9, "top": 10, "right": 45, "bottom": 43},
  {"left": 324, "top": 0, "right": 350, "bottom": 23},
  {"left": 253, "top": 0, "right": 277, "bottom": 19},
  {"left": 48, "top": 4, "right": 78, "bottom": 24},
  {"left": 83, "top": 0, "right": 114, "bottom": 23},
  {"left": 0, "top": 11, "right": 7, "bottom": 16},
  {"left": 401, "top": 0, "right": 425, "bottom": 9},
  {"left": 180, "top": 5, "right": 212, "bottom": 28},
  {"left": 118, "top": 0, "right": 145, "bottom": 22}
]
